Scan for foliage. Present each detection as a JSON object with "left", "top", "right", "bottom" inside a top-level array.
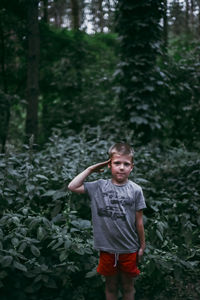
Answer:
[
  {"left": 157, "top": 35, "right": 200, "bottom": 148},
  {"left": 0, "top": 2, "right": 200, "bottom": 298},
  {"left": 0, "top": 131, "right": 105, "bottom": 300},
  {"left": 0, "top": 128, "right": 199, "bottom": 299},
  {"left": 37, "top": 26, "right": 118, "bottom": 144},
  {"left": 134, "top": 144, "right": 200, "bottom": 299},
  {"left": 115, "top": 0, "right": 164, "bottom": 142},
  {"left": 1, "top": 1, "right": 200, "bottom": 150}
]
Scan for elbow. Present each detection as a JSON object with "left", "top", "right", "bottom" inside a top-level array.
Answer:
[
  {"left": 68, "top": 182, "right": 74, "bottom": 191},
  {"left": 67, "top": 182, "right": 84, "bottom": 194}
]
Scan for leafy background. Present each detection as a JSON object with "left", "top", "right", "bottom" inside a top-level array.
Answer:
[
  {"left": 0, "top": 0, "right": 200, "bottom": 299},
  {"left": 0, "top": 128, "right": 199, "bottom": 299}
]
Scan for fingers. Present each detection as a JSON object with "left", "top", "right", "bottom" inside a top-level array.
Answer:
[
  {"left": 137, "top": 248, "right": 144, "bottom": 264},
  {"left": 91, "top": 159, "right": 111, "bottom": 173},
  {"left": 96, "top": 159, "right": 111, "bottom": 168},
  {"left": 99, "top": 159, "right": 111, "bottom": 166}
]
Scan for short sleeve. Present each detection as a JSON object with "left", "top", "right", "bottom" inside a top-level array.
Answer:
[
  {"left": 84, "top": 180, "right": 99, "bottom": 196},
  {"left": 135, "top": 187, "right": 146, "bottom": 211}
]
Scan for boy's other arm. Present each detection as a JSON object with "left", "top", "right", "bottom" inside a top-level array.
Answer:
[
  {"left": 68, "top": 159, "right": 110, "bottom": 194},
  {"left": 136, "top": 210, "right": 145, "bottom": 261}
]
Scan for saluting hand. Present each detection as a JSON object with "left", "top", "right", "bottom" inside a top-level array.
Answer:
[{"left": 88, "top": 159, "right": 111, "bottom": 173}]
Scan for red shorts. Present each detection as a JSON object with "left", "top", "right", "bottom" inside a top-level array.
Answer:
[{"left": 97, "top": 251, "right": 140, "bottom": 277}]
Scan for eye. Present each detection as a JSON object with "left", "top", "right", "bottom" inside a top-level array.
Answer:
[{"left": 124, "top": 163, "right": 131, "bottom": 167}]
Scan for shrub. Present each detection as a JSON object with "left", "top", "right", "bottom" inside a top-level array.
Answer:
[{"left": 0, "top": 128, "right": 199, "bottom": 299}]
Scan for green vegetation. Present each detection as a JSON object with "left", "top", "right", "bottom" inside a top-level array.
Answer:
[
  {"left": 0, "top": 1, "right": 200, "bottom": 299},
  {"left": 0, "top": 128, "right": 199, "bottom": 299}
]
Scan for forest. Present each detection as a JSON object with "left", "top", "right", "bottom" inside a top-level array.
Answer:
[{"left": 0, "top": 0, "right": 199, "bottom": 299}]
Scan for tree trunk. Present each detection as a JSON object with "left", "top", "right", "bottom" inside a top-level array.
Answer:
[
  {"left": 185, "top": 0, "right": 190, "bottom": 34},
  {"left": 98, "top": 0, "right": 104, "bottom": 32},
  {"left": 70, "top": 0, "right": 80, "bottom": 30},
  {"left": 190, "top": 0, "right": 195, "bottom": 33},
  {"left": 198, "top": 0, "right": 200, "bottom": 36},
  {"left": 163, "top": 0, "right": 168, "bottom": 53},
  {"left": 115, "top": 0, "right": 163, "bottom": 142},
  {"left": 25, "top": 0, "right": 40, "bottom": 143},
  {"left": 0, "top": 14, "right": 10, "bottom": 153},
  {"left": 43, "top": 0, "right": 48, "bottom": 23}
]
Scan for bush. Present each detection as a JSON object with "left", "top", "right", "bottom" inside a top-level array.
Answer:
[
  {"left": 0, "top": 128, "right": 199, "bottom": 299},
  {"left": 134, "top": 145, "right": 200, "bottom": 299}
]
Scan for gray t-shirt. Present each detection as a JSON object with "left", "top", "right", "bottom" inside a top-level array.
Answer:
[{"left": 84, "top": 179, "right": 146, "bottom": 254}]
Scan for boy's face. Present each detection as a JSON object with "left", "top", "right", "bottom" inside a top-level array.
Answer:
[{"left": 108, "top": 154, "right": 133, "bottom": 185}]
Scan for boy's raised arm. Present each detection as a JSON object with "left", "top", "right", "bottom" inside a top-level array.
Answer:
[{"left": 68, "top": 159, "right": 110, "bottom": 194}]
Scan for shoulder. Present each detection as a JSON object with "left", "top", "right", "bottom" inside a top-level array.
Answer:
[
  {"left": 128, "top": 180, "right": 143, "bottom": 192},
  {"left": 98, "top": 179, "right": 110, "bottom": 186},
  {"left": 84, "top": 179, "right": 109, "bottom": 192},
  {"left": 128, "top": 180, "right": 146, "bottom": 208}
]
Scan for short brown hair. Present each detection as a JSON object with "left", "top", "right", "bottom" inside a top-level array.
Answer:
[{"left": 108, "top": 142, "right": 134, "bottom": 161}]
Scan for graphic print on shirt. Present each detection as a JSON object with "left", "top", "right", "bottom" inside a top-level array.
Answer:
[{"left": 97, "top": 189, "right": 133, "bottom": 221}]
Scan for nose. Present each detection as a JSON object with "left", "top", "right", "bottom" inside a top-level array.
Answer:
[{"left": 120, "top": 164, "right": 124, "bottom": 170}]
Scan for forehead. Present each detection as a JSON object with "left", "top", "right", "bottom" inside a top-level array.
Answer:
[{"left": 111, "top": 154, "right": 133, "bottom": 163}]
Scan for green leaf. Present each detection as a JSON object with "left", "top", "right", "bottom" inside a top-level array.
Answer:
[
  {"left": 26, "top": 184, "right": 35, "bottom": 192},
  {"left": 0, "top": 256, "right": 13, "bottom": 267},
  {"left": 42, "top": 217, "right": 51, "bottom": 228},
  {"left": 43, "top": 278, "right": 57, "bottom": 289},
  {"left": 71, "top": 219, "right": 91, "bottom": 230},
  {"left": 0, "top": 229, "right": 3, "bottom": 240},
  {"left": 51, "top": 203, "right": 62, "bottom": 217},
  {"left": 64, "top": 239, "right": 71, "bottom": 249},
  {"left": 73, "top": 246, "right": 85, "bottom": 255},
  {"left": 59, "top": 251, "right": 67, "bottom": 262},
  {"left": 52, "top": 239, "right": 63, "bottom": 250},
  {"left": 13, "top": 261, "right": 27, "bottom": 272},
  {"left": 12, "top": 237, "right": 20, "bottom": 247},
  {"left": 145, "top": 85, "right": 155, "bottom": 92},
  {"left": 0, "top": 270, "right": 7, "bottom": 279},
  {"left": 37, "top": 226, "right": 45, "bottom": 241},
  {"left": 36, "top": 174, "right": 48, "bottom": 180},
  {"left": 30, "top": 245, "right": 40, "bottom": 257},
  {"left": 18, "top": 242, "right": 27, "bottom": 253},
  {"left": 85, "top": 268, "right": 97, "bottom": 278},
  {"left": 156, "top": 229, "right": 163, "bottom": 241},
  {"left": 42, "top": 190, "right": 56, "bottom": 197},
  {"left": 12, "top": 216, "right": 20, "bottom": 225},
  {"left": 53, "top": 191, "right": 68, "bottom": 200}
]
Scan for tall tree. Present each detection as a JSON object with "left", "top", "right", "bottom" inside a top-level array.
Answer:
[
  {"left": 97, "top": 0, "right": 104, "bottom": 32},
  {"left": 70, "top": 0, "right": 80, "bottom": 30},
  {"left": 42, "top": 0, "right": 49, "bottom": 23},
  {"left": 185, "top": 0, "right": 190, "bottom": 33},
  {"left": 46, "top": 0, "right": 69, "bottom": 28},
  {"left": 169, "top": 0, "right": 184, "bottom": 35},
  {"left": 115, "top": 0, "right": 164, "bottom": 141},
  {"left": 163, "top": 0, "right": 168, "bottom": 52},
  {"left": 0, "top": 2, "right": 25, "bottom": 151},
  {"left": 25, "top": 0, "right": 40, "bottom": 142},
  {"left": 0, "top": 9, "right": 10, "bottom": 152},
  {"left": 88, "top": 0, "right": 116, "bottom": 33},
  {"left": 197, "top": 0, "right": 200, "bottom": 35}
]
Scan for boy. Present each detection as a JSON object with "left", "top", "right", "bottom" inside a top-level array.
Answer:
[{"left": 68, "top": 143, "right": 146, "bottom": 300}]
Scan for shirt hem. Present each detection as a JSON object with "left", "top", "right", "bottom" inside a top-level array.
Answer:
[{"left": 94, "top": 247, "right": 139, "bottom": 254}]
